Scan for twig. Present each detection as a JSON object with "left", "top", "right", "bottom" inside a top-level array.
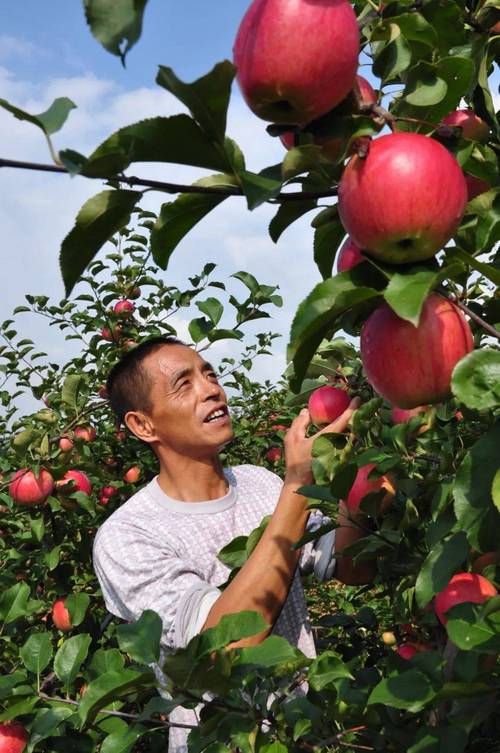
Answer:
[
  {"left": 453, "top": 299, "right": 500, "bottom": 341},
  {"left": 0, "top": 157, "right": 338, "bottom": 201}
]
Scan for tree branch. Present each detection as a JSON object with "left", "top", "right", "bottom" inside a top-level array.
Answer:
[{"left": 0, "top": 157, "right": 339, "bottom": 201}]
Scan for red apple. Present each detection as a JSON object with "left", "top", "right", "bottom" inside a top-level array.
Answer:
[
  {"left": 74, "top": 425, "right": 96, "bottom": 443},
  {"left": 361, "top": 294, "right": 474, "bottom": 408},
  {"left": 115, "top": 430, "right": 127, "bottom": 442},
  {"left": 9, "top": 468, "right": 54, "bottom": 506},
  {"left": 113, "top": 299, "right": 135, "bottom": 317},
  {"left": 465, "top": 173, "right": 490, "bottom": 201},
  {"left": 338, "top": 133, "right": 468, "bottom": 264},
  {"left": 100, "top": 485, "right": 118, "bottom": 498},
  {"left": 280, "top": 74, "right": 377, "bottom": 160},
  {"left": 234, "top": 0, "right": 359, "bottom": 125},
  {"left": 271, "top": 424, "right": 288, "bottom": 431},
  {"left": 0, "top": 722, "right": 29, "bottom": 753},
  {"left": 442, "top": 109, "right": 490, "bottom": 142},
  {"left": 308, "top": 386, "right": 351, "bottom": 426},
  {"left": 434, "top": 572, "right": 498, "bottom": 625},
  {"left": 123, "top": 466, "right": 141, "bottom": 484},
  {"left": 58, "top": 436, "right": 74, "bottom": 453},
  {"left": 98, "top": 385, "right": 108, "bottom": 400},
  {"left": 101, "top": 325, "right": 123, "bottom": 342},
  {"left": 51, "top": 597, "right": 72, "bottom": 632},
  {"left": 266, "top": 447, "right": 282, "bottom": 463},
  {"left": 345, "top": 463, "right": 395, "bottom": 514},
  {"left": 337, "top": 237, "right": 365, "bottom": 272},
  {"left": 57, "top": 470, "right": 92, "bottom": 496},
  {"left": 397, "top": 642, "right": 430, "bottom": 660},
  {"left": 127, "top": 286, "right": 141, "bottom": 300},
  {"left": 98, "top": 495, "right": 109, "bottom": 506},
  {"left": 391, "top": 405, "right": 429, "bottom": 424}
]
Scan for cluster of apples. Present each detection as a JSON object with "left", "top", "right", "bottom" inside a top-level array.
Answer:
[
  {"left": 233, "top": 0, "right": 488, "bottom": 412},
  {"left": 101, "top": 297, "right": 138, "bottom": 350}
]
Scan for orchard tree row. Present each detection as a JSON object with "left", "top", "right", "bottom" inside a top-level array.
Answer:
[{"left": 0, "top": 0, "right": 499, "bottom": 751}]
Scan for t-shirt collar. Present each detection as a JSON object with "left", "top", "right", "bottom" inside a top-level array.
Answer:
[{"left": 146, "top": 472, "right": 237, "bottom": 514}]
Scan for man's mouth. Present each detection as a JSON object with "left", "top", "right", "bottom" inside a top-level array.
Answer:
[{"left": 204, "top": 406, "right": 229, "bottom": 424}]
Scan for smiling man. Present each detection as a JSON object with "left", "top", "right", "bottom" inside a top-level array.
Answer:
[{"left": 93, "top": 336, "right": 366, "bottom": 753}]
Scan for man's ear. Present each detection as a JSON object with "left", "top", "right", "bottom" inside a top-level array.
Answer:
[{"left": 124, "top": 411, "right": 156, "bottom": 444}]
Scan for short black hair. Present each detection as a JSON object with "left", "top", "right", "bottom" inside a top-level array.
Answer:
[{"left": 106, "top": 336, "right": 185, "bottom": 425}]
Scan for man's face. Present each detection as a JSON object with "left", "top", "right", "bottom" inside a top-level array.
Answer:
[{"left": 140, "top": 344, "right": 234, "bottom": 456}]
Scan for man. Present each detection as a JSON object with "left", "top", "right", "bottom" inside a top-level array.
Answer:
[{"left": 93, "top": 336, "right": 367, "bottom": 752}]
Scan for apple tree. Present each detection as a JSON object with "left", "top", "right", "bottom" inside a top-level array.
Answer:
[{"left": 0, "top": 0, "right": 499, "bottom": 751}]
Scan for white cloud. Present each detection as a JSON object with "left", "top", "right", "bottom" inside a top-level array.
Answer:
[{"left": 0, "top": 35, "right": 47, "bottom": 62}]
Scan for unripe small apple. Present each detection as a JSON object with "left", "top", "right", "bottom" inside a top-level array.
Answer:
[
  {"left": 9, "top": 468, "right": 54, "bottom": 506},
  {"left": 123, "top": 466, "right": 141, "bottom": 484},
  {"left": 98, "top": 385, "right": 108, "bottom": 400},
  {"left": 337, "top": 237, "right": 365, "bottom": 273},
  {"left": 0, "top": 722, "right": 29, "bottom": 753},
  {"left": 104, "top": 457, "right": 118, "bottom": 468},
  {"left": 345, "top": 463, "right": 395, "bottom": 514},
  {"left": 381, "top": 631, "right": 397, "bottom": 646},
  {"left": 58, "top": 436, "right": 74, "bottom": 453},
  {"left": 127, "top": 286, "right": 141, "bottom": 300},
  {"left": 308, "top": 386, "right": 351, "bottom": 426},
  {"left": 113, "top": 299, "right": 135, "bottom": 317},
  {"left": 266, "top": 447, "right": 282, "bottom": 463},
  {"left": 57, "top": 470, "right": 92, "bottom": 496},
  {"left": 434, "top": 572, "right": 498, "bottom": 625},
  {"left": 99, "top": 495, "right": 110, "bottom": 506},
  {"left": 442, "top": 109, "right": 490, "bottom": 142},
  {"left": 74, "top": 425, "right": 96, "bottom": 443},
  {"left": 51, "top": 597, "right": 72, "bottom": 632}
]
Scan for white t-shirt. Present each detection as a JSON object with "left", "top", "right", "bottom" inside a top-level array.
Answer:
[{"left": 93, "top": 465, "right": 336, "bottom": 752}]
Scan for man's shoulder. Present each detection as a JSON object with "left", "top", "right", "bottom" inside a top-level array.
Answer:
[{"left": 93, "top": 482, "right": 158, "bottom": 549}]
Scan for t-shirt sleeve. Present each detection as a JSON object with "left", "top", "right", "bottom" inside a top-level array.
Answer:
[
  {"left": 299, "top": 510, "right": 336, "bottom": 582},
  {"left": 93, "top": 522, "right": 221, "bottom": 651}
]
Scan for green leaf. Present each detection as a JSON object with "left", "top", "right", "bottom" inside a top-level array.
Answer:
[
  {"left": 287, "top": 270, "right": 382, "bottom": 389},
  {"left": 65, "top": 593, "right": 90, "bottom": 627},
  {"left": 217, "top": 536, "right": 248, "bottom": 570},
  {"left": 281, "top": 144, "right": 326, "bottom": 180},
  {"left": 88, "top": 648, "right": 125, "bottom": 677},
  {"left": 388, "top": 13, "right": 438, "bottom": 47},
  {"left": 368, "top": 669, "right": 437, "bottom": 712},
  {"left": 54, "top": 634, "right": 92, "bottom": 688},
  {"left": 196, "top": 298, "right": 223, "bottom": 326},
  {"left": 83, "top": 116, "right": 229, "bottom": 178},
  {"left": 156, "top": 61, "right": 236, "bottom": 143},
  {"left": 0, "top": 698, "right": 40, "bottom": 723},
  {"left": 116, "top": 610, "right": 162, "bottom": 665},
  {"left": 101, "top": 728, "right": 144, "bottom": 753},
  {"left": 314, "top": 209, "right": 348, "bottom": 280},
  {"left": 20, "top": 633, "right": 52, "bottom": 676},
  {"left": 0, "top": 583, "right": 42, "bottom": 624},
  {"left": 453, "top": 423, "right": 500, "bottom": 550},
  {"left": 60, "top": 190, "right": 140, "bottom": 295},
  {"left": 207, "top": 329, "right": 243, "bottom": 343},
  {"left": 269, "top": 200, "right": 317, "bottom": 244},
  {"left": 445, "top": 603, "right": 500, "bottom": 653},
  {"left": 308, "top": 651, "right": 353, "bottom": 691},
  {"left": 150, "top": 175, "right": 237, "bottom": 269},
  {"left": 404, "top": 63, "right": 448, "bottom": 107},
  {"left": 383, "top": 269, "right": 436, "bottom": 326},
  {"left": 492, "top": 469, "right": 500, "bottom": 513},
  {"left": 415, "top": 532, "right": 469, "bottom": 608},
  {"left": 373, "top": 32, "right": 412, "bottom": 83},
  {"left": 0, "top": 97, "right": 76, "bottom": 136},
  {"left": 235, "top": 636, "right": 305, "bottom": 670},
  {"left": 237, "top": 170, "right": 282, "bottom": 210},
  {"left": 27, "top": 707, "right": 75, "bottom": 753},
  {"left": 83, "top": 0, "right": 149, "bottom": 64},
  {"left": 78, "top": 668, "right": 154, "bottom": 725},
  {"left": 188, "top": 317, "right": 213, "bottom": 344},
  {"left": 61, "top": 374, "right": 83, "bottom": 408},
  {"left": 451, "top": 349, "right": 500, "bottom": 411},
  {"left": 449, "top": 246, "right": 500, "bottom": 286}
]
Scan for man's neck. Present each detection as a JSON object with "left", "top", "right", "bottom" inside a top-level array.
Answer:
[{"left": 156, "top": 452, "right": 228, "bottom": 502}]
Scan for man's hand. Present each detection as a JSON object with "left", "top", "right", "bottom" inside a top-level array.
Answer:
[{"left": 284, "top": 397, "right": 361, "bottom": 487}]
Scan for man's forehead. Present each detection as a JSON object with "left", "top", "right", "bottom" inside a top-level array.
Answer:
[{"left": 146, "top": 344, "right": 205, "bottom": 377}]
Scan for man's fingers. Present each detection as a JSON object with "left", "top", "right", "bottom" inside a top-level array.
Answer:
[
  {"left": 314, "top": 397, "right": 361, "bottom": 437},
  {"left": 288, "top": 407, "right": 311, "bottom": 437}
]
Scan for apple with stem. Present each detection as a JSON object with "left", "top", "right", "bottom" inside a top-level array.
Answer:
[{"left": 9, "top": 469, "right": 54, "bottom": 506}]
